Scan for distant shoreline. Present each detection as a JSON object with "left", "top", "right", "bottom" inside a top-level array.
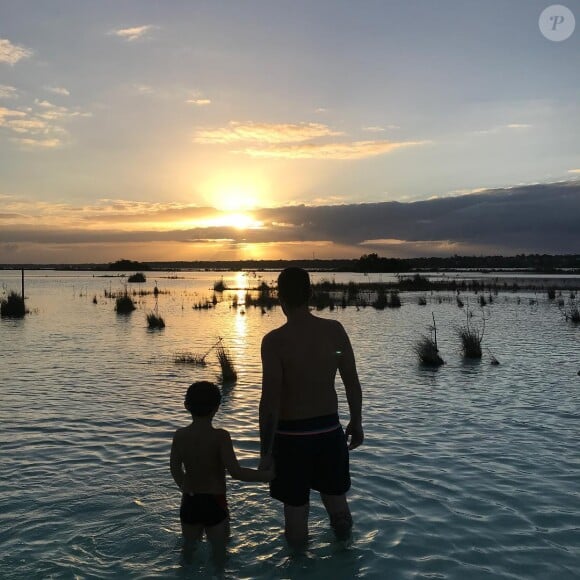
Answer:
[{"left": 0, "top": 254, "right": 579, "bottom": 274}]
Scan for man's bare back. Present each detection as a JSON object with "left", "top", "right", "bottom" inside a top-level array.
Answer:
[{"left": 262, "top": 312, "right": 353, "bottom": 421}]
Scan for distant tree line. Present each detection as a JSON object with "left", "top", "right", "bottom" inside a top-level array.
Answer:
[
  {"left": 1, "top": 254, "right": 579, "bottom": 272},
  {"left": 345, "top": 253, "right": 580, "bottom": 273}
]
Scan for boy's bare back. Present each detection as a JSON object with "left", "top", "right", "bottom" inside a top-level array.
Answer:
[{"left": 171, "top": 423, "right": 229, "bottom": 494}]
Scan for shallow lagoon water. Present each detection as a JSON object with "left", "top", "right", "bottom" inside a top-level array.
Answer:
[{"left": 1, "top": 271, "right": 579, "bottom": 579}]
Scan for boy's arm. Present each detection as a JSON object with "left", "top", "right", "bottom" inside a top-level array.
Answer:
[
  {"left": 259, "top": 333, "right": 283, "bottom": 458},
  {"left": 169, "top": 431, "right": 186, "bottom": 491},
  {"left": 220, "top": 430, "right": 273, "bottom": 482},
  {"left": 337, "top": 323, "right": 364, "bottom": 450}
]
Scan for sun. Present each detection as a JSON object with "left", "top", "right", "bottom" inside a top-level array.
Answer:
[{"left": 219, "top": 212, "right": 262, "bottom": 230}]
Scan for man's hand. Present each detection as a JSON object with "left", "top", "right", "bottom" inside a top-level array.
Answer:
[
  {"left": 345, "top": 420, "right": 364, "bottom": 450},
  {"left": 259, "top": 453, "right": 274, "bottom": 471}
]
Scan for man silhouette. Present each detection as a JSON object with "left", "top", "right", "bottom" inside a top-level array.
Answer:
[{"left": 259, "top": 267, "right": 364, "bottom": 547}]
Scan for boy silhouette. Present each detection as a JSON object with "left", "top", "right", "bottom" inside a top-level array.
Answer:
[{"left": 171, "top": 381, "right": 273, "bottom": 557}]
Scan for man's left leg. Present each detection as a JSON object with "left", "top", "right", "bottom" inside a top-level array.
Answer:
[{"left": 321, "top": 493, "right": 352, "bottom": 540}]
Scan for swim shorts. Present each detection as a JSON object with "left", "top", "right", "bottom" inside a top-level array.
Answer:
[
  {"left": 180, "top": 493, "right": 229, "bottom": 527},
  {"left": 270, "top": 412, "right": 351, "bottom": 506}
]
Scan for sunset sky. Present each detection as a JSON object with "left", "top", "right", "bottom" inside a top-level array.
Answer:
[{"left": 1, "top": 0, "right": 579, "bottom": 263}]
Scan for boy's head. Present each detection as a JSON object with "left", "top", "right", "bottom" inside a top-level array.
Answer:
[
  {"left": 277, "top": 267, "right": 311, "bottom": 309},
  {"left": 184, "top": 381, "right": 221, "bottom": 417}
]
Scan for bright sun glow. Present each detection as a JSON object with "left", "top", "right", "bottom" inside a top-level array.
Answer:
[{"left": 196, "top": 212, "right": 263, "bottom": 230}]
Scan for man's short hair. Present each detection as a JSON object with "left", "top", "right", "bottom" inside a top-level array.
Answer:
[
  {"left": 278, "top": 267, "right": 311, "bottom": 308},
  {"left": 185, "top": 381, "right": 221, "bottom": 417}
]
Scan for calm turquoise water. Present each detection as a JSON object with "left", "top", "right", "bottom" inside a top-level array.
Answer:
[{"left": 1, "top": 271, "right": 579, "bottom": 579}]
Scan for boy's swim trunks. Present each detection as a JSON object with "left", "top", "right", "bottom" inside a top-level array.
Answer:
[
  {"left": 180, "top": 493, "right": 229, "bottom": 527},
  {"left": 270, "top": 412, "right": 350, "bottom": 506}
]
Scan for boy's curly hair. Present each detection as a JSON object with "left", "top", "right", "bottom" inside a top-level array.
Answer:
[{"left": 185, "top": 381, "right": 221, "bottom": 417}]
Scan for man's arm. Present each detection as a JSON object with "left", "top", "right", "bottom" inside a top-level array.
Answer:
[
  {"left": 337, "top": 323, "right": 364, "bottom": 450},
  {"left": 259, "top": 333, "right": 283, "bottom": 458}
]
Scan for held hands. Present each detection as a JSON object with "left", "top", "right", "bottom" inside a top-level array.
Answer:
[
  {"left": 345, "top": 420, "right": 364, "bottom": 450},
  {"left": 259, "top": 453, "right": 276, "bottom": 482}
]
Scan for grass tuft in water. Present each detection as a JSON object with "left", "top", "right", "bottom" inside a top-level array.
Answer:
[
  {"left": 213, "top": 278, "right": 227, "bottom": 292},
  {"left": 147, "top": 313, "right": 165, "bottom": 329},
  {"left": 414, "top": 312, "right": 444, "bottom": 366},
  {"left": 216, "top": 342, "right": 237, "bottom": 383},
  {"left": 174, "top": 351, "right": 207, "bottom": 365},
  {"left": 127, "top": 272, "right": 146, "bottom": 283},
  {"left": 414, "top": 336, "right": 444, "bottom": 366},
  {"left": 457, "top": 309, "right": 484, "bottom": 359},
  {"left": 0, "top": 291, "right": 27, "bottom": 318},
  {"left": 115, "top": 294, "right": 136, "bottom": 314}
]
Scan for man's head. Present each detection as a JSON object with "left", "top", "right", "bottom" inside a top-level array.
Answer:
[
  {"left": 184, "top": 381, "right": 221, "bottom": 417},
  {"left": 277, "top": 267, "right": 311, "bottom": 309}
]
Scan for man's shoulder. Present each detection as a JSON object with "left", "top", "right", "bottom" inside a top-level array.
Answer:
[
  {"left": 314, "top": 315, "right": 344, "bottom": 333},
  {"left": 262, "top": 325, "right": 286, "bottom": 344}
]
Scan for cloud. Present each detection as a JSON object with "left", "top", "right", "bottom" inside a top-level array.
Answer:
[
  {"left": 362, "top": 126, "right": 385, "bottom": 133},
  {"left": 0, "top": 106, "right": 26, "bottom": 122},
  {"left": 0, "top": 38, "right": 33, "bottom": 64},
  {"left": 239, "top": 139, "right": 429, "bottom": 160},
  {"left": 474, "top": 123, "right": 533, "bottom": 135},
  {"left": 2, "top": 182, "right": 578, "bottom": 257},
  {"left": 15, "top": 138, "right": 62, "bottom": 148},
  {"left": 186, "top": 98, "right": 211, "bottom": 106},
  {"left": 0, "top": 85, "right": 18, "bottom": 99},
  {"left": 568, "top": 169, "right": 580, "bottom": 174},
  {"left": 45, "top": 86, "right": 70, "bottom": 96},
  {"left": 1, "top": 99, "right": 90, "bottom": 149},
  {"left": 110, "top": 25, "right": 156, "bottom": 41},
  {"left": 194, "top": 121, "right": 342, "bottom": 144}
]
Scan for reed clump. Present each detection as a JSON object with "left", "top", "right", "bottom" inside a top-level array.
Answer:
[
  {"left": 561, "top": 302, "right": 580, "bottom": 323},
  {"left": 216, "top": 342, "right": 237, "bottom": 383},
  {"left": 128, "top": 272, "right": 146, "bottom": 283},
  {"left": 0, "top": 291, "right": 27, "bottom": 318},
  {"left": 414, "top": 336, "right": 444, "bottom": 366},
  {"left": 174, "top": 351, "right": 207, "bottom": 365},
  {"left": 457, "top": 310, "right": 484, "bottom": 359},
  {"left": 213, "top": 278, "right": 227, "bottom": 292},
  {"left": 414, "top": 313, "right": 444, "bottom": 366},
  {"left": 115, "top": 294, "right": 136, "bottom": 314},
  {"left": 147, "top": 312, "right": 165, "bottom": 329}
]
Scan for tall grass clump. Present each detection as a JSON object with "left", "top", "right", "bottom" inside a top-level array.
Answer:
[
  {"left": 115, "top": 294, "right": 136, "bottom": 314},
  {"left": 0, "top": 291, "right": 27, "bottom": 318},
  {"left": 561, "top": 302, "right": 580, "bottom": 323},
  {"left": 457, "top": 309, "right": 484, "bottom": 359},
  {"left": 174, "top": 351, "right": 207, "bottom": 365},
  {"left": 414, "top": 313, "right": 444, "bottom": 366},
  {"left": 388, "top": 291, "right": 401, "bottom": 308},
  {"left": 213, "top": 278, "right": 227, "bottom": 292},
  {"left": 147, "top": 312, "right": 165, "bottom": 329},
  {"left": 128, "top": 272, "right": 146, "bottom": 283},
  {"left": 414, "top": 337, "right": 444, "bottom": 366},
  {"left": 372, "top": 287, "right": 388, "bottom": 310},
  {"left": 216, "top": 342, "right": 237, "bottom": 383}
]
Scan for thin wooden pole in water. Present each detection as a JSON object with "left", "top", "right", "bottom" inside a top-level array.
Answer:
[{"left": 21, "top": 268, "right": 25, "bottom": 300}]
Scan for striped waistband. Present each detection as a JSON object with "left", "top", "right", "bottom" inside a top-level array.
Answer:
[{"left": 276, "top": 412, "right": 340, "bottom": 436}]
